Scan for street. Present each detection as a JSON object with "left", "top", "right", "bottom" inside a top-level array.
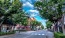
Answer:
[{"left": 0, "top": 30, "right": 54, "bottom": 38}]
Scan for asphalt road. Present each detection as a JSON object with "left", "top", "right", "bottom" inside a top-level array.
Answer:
[{"left": 0, "top": 30, "right": 54, "bottom": 38}]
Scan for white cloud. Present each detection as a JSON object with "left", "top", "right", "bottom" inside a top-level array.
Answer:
[
  {"left": 26, "top": 10, "right": 39, "bottom": 17},
  {"left": 23, "top": 2, "right": 34, "bottom": 7},
  {"left": 29, "top": 10, "right": 39, "bottom": 13},
  {"left": 30, "top": 13, "right": 37, "bottom": 17},
  {"left": 29, "top": 13, "right": 38, "bottom": 17},
  {"left": 31, "top": 14, "right": 36, "bottom": 17},
  {"left": 41, "top": 20, "right": 47, "bottom": 22}
]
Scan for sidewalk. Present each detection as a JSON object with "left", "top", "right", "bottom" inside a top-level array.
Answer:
[{"left": 0, "top": 34, "right": 15, "bottom": 38}]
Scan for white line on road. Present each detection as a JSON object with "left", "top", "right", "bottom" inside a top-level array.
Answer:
[
  {"left": 38, "top": 34, "right": 41, "bottom": 35},
  {"left": 42, "top": 34, "right": 45, "bottom": 35}
]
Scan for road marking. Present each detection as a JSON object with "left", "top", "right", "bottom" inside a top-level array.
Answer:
[
  {"left": 42, "top": 34, "right": 45, "bottom": 35},
  {"left": 38, "top": 34, "right": 41, "bottom": 35},
  {"left": 31, "top": 33, "right": 45, "bottom": 35}
]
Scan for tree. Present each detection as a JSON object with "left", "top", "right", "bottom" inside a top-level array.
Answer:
[
  {"left": 31, "top": 20, "right": 41, "bottom": 26},
  {"left": 12, "top": 12, "right": 28, "bottom": 26},
  {"left": 22, "top": 19, "right": 28, "bottom": 26},
  {"left": 34, "top": 0, "right": 65, "bottom": 33},
  {"left": 0, "top": 0, "right": 22, "bottom": 31},
  {"left": 46, "top": 21, "right": 53, "bottom": 29},
  {"left": 34, "top": 0, "right": 64, "bottom": 22},
  {"left": 0, "top": 0, "right": 22, "bottom": 23},
  {"left": 41, "top": 25, "right": 44, "bottom": 29},
  {"left": 31, "top": 20, "right": 42, "bottom": 30}
]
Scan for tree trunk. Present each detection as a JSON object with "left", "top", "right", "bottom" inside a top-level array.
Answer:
[
  {"left": 53, "top": 22, "right": 57, "bottom": 32},
  {"left": 62, "top": 25, "right": 65, "bottom": 35},
  {"left": 62, "top": 14, "right": 65, "bottom": 35},
  {"left": 0, "top": 16, "right": 5, "bottom": 32},
  {"left": 0, "top": 20, "right": 4, "bottom": 32}
]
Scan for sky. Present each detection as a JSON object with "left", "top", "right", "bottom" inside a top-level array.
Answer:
[{"left": 20, "top": 0, "right": 46, "bottom": 28}]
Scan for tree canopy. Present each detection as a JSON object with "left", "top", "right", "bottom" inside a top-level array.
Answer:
[
  {"left": 0, "top": 0, "right": 28, "bottom": 26},
  {"left": 12, "top": 11, "right": 28, "bottom": 26},
  {"left": 46, "top": 21, "right": 53, "bottom": 28},
  {"left": 31, "top": 20, "right": 42, "bottom": 26},
  {"left": 34, "top": 0, "right": 64, "bottom": 22}
]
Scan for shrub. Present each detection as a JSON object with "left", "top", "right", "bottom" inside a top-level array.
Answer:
[
  {"left": 15, "top": 29, "right": 27, "bottom": 32},
  {"left": 0, "top": 31, "right": 15, "bottom": 36},
  {"left": 54, "top": 32, "right": 65, "bottom": 38}
]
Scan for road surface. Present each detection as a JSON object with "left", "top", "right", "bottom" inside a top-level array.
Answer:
[{"left": 0, "top": 30, "right": 54, "bottom": 38}]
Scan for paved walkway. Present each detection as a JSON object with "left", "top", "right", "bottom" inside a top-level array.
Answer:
[{"left": 0, "top": 34, "right": 15, "bottom": 38}]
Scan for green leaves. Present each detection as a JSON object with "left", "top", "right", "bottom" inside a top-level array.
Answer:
[
  {"left": 34, "top": 0, "right": 64, "bottom": 22},
  {"left": 46, "top": 21, "right": 53, "bottom": 28},
  {"left": 0, "top": 0, "right": 24, "bottom": 25},
  {"left": 12, "top": 11, "right": 28, "bottom": 26},
  {"left": 0, "top": 0, "right": 22, "bottom": 16},
  {"left": 31, "top": 20, "right": 41, "bottom": 26}
]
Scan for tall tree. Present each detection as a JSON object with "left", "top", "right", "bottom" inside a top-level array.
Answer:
[
  {"left": 0, "top": 0, "right": 22, "bottom": 24},
  {"left": 12, "top": 11, "right": 28, "bottom": 26},
  {"left": 0, "top": 0, "right": 22, "bottom": 31},
  {"left": 34, "top": 0, "right": 65, "bottom": 33},
  {"left": 34, "top": 0, "right": 64, "bottom": 22}
]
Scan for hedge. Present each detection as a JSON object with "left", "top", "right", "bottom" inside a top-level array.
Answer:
[
  {"left": 0, "top": 31, "right": 15, "bottom": 36},
  {"left": 15, "top": 29, "right": 27, "bottom": 32},
  {"left": 54, "top": 32, "right": 65, "bottom": 38}
]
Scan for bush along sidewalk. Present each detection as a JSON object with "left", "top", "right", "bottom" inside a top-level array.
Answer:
[
  {"left": 54, "top": 32, "right": 65, "bottom": 38},
  {"left": 0, "top": 31, "right": 15, "bottom": 36}
]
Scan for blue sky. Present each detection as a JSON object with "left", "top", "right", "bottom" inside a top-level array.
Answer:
[{"left": 20, "top": 0, "right": 46, "bottom": 28}]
